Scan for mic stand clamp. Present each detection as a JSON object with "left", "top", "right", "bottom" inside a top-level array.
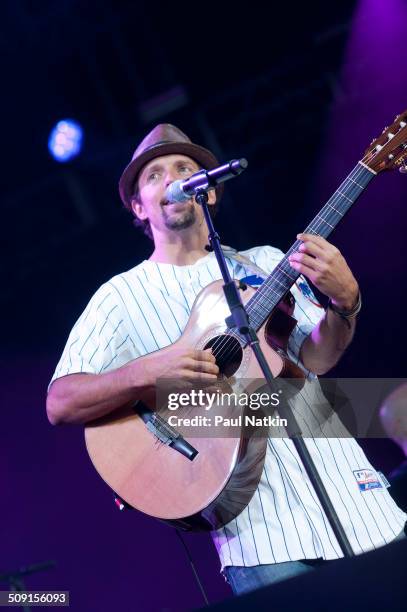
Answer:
[{"left": 194, "top": 187, "right": 354, "bottom": 558}]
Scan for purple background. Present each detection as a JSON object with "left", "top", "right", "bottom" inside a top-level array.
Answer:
[{"left": 2, "top": 1, "right": 407, "bottom": 610}]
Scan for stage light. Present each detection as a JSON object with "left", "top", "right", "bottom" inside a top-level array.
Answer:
[{"left": 48, "top": 119, "right": 83, "bottom": 162}]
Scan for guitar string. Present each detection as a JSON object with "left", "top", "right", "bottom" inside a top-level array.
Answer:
[{"left": 203, "top": 161, "right": 372, "bottom": 373}]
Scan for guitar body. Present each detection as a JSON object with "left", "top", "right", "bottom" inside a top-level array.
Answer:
[{"left": 85, "top": 280, "right": 305, "bottom": 531}]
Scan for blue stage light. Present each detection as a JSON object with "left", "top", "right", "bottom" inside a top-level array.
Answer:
[{"left": 48, "top": 119, "right": 83, "bottom": 162}]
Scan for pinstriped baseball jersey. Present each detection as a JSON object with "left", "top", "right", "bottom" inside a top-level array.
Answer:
[{"left": 50, "top": 245, "right": 407, "bottom": 568}]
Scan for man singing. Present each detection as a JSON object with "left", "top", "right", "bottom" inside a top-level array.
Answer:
[{"left": 47, "top": 124, "right": 406, "bottom": 595}]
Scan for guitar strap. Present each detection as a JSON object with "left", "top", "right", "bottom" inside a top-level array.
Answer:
[
  {"left": 220, "top": 244, "right": 298, "bottom": 312},
  {"left": 220, "top": 244, "right": 269, "bottom": 281}
]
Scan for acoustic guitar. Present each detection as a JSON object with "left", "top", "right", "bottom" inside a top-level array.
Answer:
[{"left": 85, "top": 110, "right": 407, "bottom": 531}]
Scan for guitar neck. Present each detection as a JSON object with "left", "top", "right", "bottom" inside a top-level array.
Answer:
[{"left": 246, "top": 161, "right": 376, "bottom": 330}]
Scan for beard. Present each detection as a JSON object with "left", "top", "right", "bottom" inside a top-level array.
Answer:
[{"left": 162, "top": 201, "right": 197, "bottom": 231}]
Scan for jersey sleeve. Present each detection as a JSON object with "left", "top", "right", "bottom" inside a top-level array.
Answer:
[{"left": 48, "top": 282, "right": 140, "bottom": 388}]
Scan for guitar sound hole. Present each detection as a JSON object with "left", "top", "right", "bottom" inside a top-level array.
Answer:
[{"left": 203, "top": 335, "right": 243, "bottom": 378}]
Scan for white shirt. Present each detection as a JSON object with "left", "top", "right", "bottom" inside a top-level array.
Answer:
[{"left": 50, "top": 245, "right": 407, "bottom": 569}]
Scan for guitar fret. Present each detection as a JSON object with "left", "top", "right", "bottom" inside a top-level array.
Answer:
[
  {"left": 326, "top": 203, "right": 342, "bottom": 215},
  {"left": 277, "top": 266, "right": 297, "bottom": 281},
  {"left": 316, "top": 214, "right": 334, "bottom": 229},
  {"left": 250, "top": 292, "right": 273, "bottom": 310},
  {"left": 348, "top": 177, "right": 364, "bottom": 189},
  {"left": 257, "top": 287, "right": 280, "bottom": 303},
  {"left": 250, "top": 293, "right": 278, "bottom": 311},
  {"left": 250, "top": 296, "right": 272, "bottom": 310},
  {"left": 248, "top": 283, "right": 291, "bottom": 321},
  {"left": 262, "top": 277, "right": 293, "bottom": 297},
  {"left": 337, "top": 190, "right": 353, "bottom": 203},
  {"left": 278, "top": 266, "right": 292, "bottom": 277},
  {"left": 269, "top": 275, "right": 287, "bottom": 290}
]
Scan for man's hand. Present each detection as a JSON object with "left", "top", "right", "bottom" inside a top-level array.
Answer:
[
  {"left": 136, "top": 348, "right": 219, "bottom": 387},
  {"left": 288, "top": 233, "right": 359, "bottom": 310},
  {"left": 287, "top": 233, "right": 360, "bottom": 375}
]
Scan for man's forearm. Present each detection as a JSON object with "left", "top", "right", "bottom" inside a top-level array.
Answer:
[
  {"left": 46, "top": 359, "right": 150, "bottom": 426},
  {"left": 300, "top": 308, "right": 357, "bottom": 375},
  {"left": 46, "top": 346, "right": 219, "bottom": 426}
]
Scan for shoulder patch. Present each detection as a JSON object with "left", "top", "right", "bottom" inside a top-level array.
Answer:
[
  {"left": 241, "top": 274, "right": 265, "bottom": 289},
  {"left": 295, "top": 278, "right": 323, "bottom": 308}
]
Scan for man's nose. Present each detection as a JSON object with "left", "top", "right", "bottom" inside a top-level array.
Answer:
[{"left": 164, "top": 169, "right": 179, "bottom": 187}]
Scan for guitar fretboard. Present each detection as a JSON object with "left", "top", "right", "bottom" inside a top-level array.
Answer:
[{"left": 245, "top": 162, "right": 375, "bottom": 330}]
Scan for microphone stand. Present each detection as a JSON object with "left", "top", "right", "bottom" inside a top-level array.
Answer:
[{"left": 195, "top": 187, "right": 354, "bottom": 558}]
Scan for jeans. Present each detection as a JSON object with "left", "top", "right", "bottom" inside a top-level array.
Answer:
[
  {"left": 223, "top": 559, "right": 324, "bottom": 596},
  {"left": 223, "top": 527, "right": 407, "bottom": 596}
]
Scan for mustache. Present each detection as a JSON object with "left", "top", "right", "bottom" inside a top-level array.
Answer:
[{"left": 161, "top": 198, "right": 194, "bottom": 207}]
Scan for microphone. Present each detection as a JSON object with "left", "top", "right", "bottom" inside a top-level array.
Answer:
[{"left": 165, "top": 158, "right": 248, "bottom": 203}]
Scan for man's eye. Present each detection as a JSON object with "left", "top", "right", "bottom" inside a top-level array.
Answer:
[
  {"left": 179, "top": 166, "right": 192, "bottom": 173},
  {"left": 148, "top": 172, "right": 160, "bottom": 181}
]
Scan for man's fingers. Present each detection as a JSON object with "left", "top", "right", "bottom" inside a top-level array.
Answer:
[
  {"left": 288, "top": 260, "right": 317, "bottom": 283},
  {"left": 297, "top": 233, "right": 335, "bottom": 251},
  {"left": 296, "top": 234, "right": 338, "bottom": 262},
  {"left": 297, "top": 240, "right": 325, "bottom": 259},
  {"left": 288, "top": 252, "right": 324, "bottom": 271},
  {"left": 192, "top": 349, "right": 217, "bottom": 363},
  {"left": 183, "top": 370, "right": 218, "bottom": 380},
  {"left": 188, "top": 357, "right": 219, "bottom": 375},
  {"left": 297, "top": 232, "right": 327, "bottom": 246}
]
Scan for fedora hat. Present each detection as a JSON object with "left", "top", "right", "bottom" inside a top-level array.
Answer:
[{"left": 119, "top": 123, "right": 224, "bottom": 209}]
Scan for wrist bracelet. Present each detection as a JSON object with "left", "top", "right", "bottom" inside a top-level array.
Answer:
[{"left": 327, "top": 291, "right": 362, "bottom": 319}]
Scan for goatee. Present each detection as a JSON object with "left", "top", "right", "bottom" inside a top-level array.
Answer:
[{"left": 163, "top": 203, "right": 196, "bottom": 231}]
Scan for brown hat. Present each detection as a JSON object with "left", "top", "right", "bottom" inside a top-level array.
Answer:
[{"left": 119, "top": 123, "right": 224, "bottom": 209}]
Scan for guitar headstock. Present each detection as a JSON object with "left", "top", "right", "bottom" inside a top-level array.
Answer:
[{"left": 363, "top": 110, "right": 407, "bottom": 174}]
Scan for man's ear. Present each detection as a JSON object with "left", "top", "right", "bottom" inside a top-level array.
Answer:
[
  {"left": 208, "top": 190, "right": 216, "bottom": 206},
  {"left": 131, "top": 198, "right": 147, "bottom": 220}
]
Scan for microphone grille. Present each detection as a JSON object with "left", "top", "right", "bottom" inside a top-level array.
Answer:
[{"left": 166, "top": 180, "right": 189, "bottom": 203}]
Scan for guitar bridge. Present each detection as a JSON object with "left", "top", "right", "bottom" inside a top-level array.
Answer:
[
  {"left": 134, "top": 403, "right": 198, "bottom": 461},
  {"left": 145, "top": 413, "right": 179, "bottom": 444}
]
